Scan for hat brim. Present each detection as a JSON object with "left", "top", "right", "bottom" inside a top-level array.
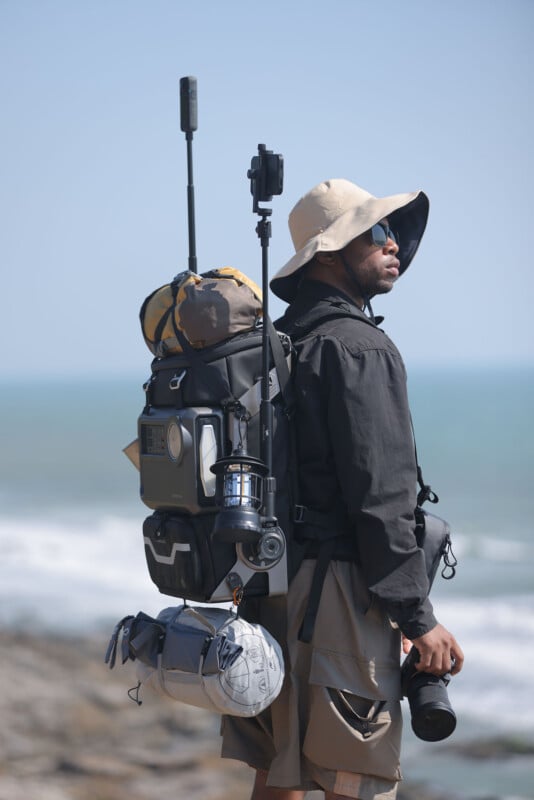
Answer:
[{"left": 271, "top": 190, "right": 429, "bottom": 303}]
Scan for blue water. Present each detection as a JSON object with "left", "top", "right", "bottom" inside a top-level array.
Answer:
[
  {"left": 1, "top": 367, "right": 533, "bottom": 798},
  {"left": 2, "top": 367, "right": 532, "bottom": 530}
]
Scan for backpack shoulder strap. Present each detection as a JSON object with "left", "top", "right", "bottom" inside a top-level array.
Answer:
[{"left": 267, "top": 316, "right": 294, "bottom": 410}]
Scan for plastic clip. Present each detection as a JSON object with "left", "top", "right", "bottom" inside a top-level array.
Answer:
[
  {"left": 169, "top": 371, "right": 186, "bottom": 390},
  {"left": 232, "top": 587, "right": 244, "bottom": 607},
  {"left": 441, "top": 540, "right": 458, "bottom": 580}
]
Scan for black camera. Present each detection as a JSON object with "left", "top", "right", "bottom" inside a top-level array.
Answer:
[
  {"left": 401, "top": 646, "right": 457, "bottom": 742},
  {"left": 248, "top": 144, "right": 283, "bottom": 210}
]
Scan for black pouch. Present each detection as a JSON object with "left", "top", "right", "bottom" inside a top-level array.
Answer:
[
  {"left": 161, "top": 622, "right": 242, "bottom": 675},
  {"left": 161, "top": 622, "right": 217, "bottom": 673},
  {"left": 143, "top": 511, "right": 235, "bottom": 601},
  {"left": 414, "top": 508, "right": 457, "bottom": 588}
]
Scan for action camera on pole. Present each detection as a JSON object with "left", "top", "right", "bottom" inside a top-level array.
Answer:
[{"left": 248, "top": 144, "right": 284, "bottom": 213}]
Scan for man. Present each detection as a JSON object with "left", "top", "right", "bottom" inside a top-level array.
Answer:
[{"left": 221, "top": 179, "right": 464, "bottom": 800}]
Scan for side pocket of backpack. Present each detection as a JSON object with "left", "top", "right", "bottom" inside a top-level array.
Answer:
[
  {"left": 142, "top": 511, "right": 239, "bottom": 601},
  {"left": 143, "top": 511, "right": 207, "bottom": 599}
]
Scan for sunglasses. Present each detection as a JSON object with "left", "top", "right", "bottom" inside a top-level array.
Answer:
[{"left": 369, "top": 222, "right": 398, "bottom": 248}]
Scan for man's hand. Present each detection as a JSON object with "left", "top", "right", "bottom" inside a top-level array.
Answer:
[{"left": 406, "top": 624, "right": 464, "bottom": 677}]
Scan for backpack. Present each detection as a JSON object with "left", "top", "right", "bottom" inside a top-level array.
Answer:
[{"left": 130, "top": 267, "right": 299, "bottom": 605}]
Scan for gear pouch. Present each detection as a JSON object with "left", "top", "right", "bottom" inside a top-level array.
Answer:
[{"left": 142, "top": 511, "right": 235, "bottom": 601}]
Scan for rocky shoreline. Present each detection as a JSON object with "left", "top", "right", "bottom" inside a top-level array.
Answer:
[
  {"left": 1, "top": 628, "right": 254, "bottom": 800},
  {"left": 0, "top": 628, "right": 529, "bottom": 800}
]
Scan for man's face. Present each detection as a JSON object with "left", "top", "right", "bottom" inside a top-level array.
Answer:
[{"left": 341, "top": 219, "right": 400, "bottom": 299}]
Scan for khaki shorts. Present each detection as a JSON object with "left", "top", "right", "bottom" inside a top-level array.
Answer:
[{"left": 221, "top": 560, "right": 403, "bottom": 799}]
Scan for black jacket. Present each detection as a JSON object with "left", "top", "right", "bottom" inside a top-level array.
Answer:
[{"left": 278, "top": 279, "right": 437, "bottom": 640}]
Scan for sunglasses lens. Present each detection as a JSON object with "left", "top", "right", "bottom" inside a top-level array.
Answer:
[
  {"left": 371, "top": 223, "right": 397, "bottom": 247},
  {"left": 371, "top": 223, "right": 387, "bottom": 246}
]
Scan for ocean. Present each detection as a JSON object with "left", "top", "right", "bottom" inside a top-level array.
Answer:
[{"left": 1, "top": 367, "right": 533, "bottom": 799}]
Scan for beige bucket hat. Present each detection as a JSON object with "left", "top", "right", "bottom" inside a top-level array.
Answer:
[{"left": 270, "top": 178, "right": 429, "bottom": 302}]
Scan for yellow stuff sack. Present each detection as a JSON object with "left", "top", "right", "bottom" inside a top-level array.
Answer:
[{"left": 140, "top": 267, "right": 263, "bottom": 357}]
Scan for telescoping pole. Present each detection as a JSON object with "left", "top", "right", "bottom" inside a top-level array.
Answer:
[
  {"left": 180, "top": 76, "right": 198, "bottom": 273},
  {"left": 258, "top": 211, "right": 273, "bottom": 474},
  {"left": 247, "top": 144, "right": 283, "bottom": 477}
]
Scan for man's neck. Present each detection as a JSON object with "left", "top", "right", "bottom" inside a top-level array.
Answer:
[{"left": 305, "top": 261, "right": 364, "bottom": 309}]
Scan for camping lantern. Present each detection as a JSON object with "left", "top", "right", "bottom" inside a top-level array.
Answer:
[{"left": 211, "top": 449, "right": 269, "bottom": 542}]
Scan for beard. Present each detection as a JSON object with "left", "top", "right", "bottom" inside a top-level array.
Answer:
[{"left": 371, "top": 278, "right": 396, "bottom": 296}]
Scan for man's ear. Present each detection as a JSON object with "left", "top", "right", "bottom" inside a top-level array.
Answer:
[{"left": 315, "top": 251, "right": 338, "bottom": 266}]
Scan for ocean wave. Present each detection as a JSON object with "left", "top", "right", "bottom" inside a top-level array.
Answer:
[
  {"left": 424, "top": 594, "right": 534, "bottom": 734},
  {"left": 447, "top": 531, "right": 534, "bottom": 562},
  {"left": 0, "top": 515, "right": 165, "bottom": 631}
]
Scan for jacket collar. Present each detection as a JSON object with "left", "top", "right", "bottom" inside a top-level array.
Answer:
[{"left": 277, "top": 279, "right": 383, "bottom": 337}]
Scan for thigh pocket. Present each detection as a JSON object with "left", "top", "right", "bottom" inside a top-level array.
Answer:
[{"left": 302, "top": 650, "right": 402, "bottom": 781}]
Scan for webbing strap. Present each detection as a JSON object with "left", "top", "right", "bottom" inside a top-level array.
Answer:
[
  {"left": 266, "top": 317, "right": 294, "bottom": 410},
  {"left": 236, "top": 318, "right": 292, "bottom": 420},
  {"left": 237, "top": 362, "right": 289, "bottom": 422},
  {"left": 409, "top": 413, "right": 439, "bottom": 507},
  {"left": 153, "top": 305, "right": 174, "bottom": 349},
  {"left": 298, "top": 539, "right": 337, "bottom": 643}
]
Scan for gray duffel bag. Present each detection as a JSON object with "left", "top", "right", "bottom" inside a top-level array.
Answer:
[{"left": 106, "top": 604, "right": 284, "bottom": 717}]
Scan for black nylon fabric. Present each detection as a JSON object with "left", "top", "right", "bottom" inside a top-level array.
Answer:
[{"left": 277, "top": 279, "right": 437, "bottom": 640}]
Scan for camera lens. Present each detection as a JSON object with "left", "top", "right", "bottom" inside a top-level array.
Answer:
[{"left": 407, "top": 672, "right": 457, "bottom": 742}]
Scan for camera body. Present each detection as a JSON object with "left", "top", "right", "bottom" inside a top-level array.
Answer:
[{"left": 401, "top": 646, "right": 457, "bottom": 742}]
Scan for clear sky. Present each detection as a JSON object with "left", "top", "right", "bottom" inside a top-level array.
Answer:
[{"left": 1, "top": 0, "right": 532, "bottom": 377}]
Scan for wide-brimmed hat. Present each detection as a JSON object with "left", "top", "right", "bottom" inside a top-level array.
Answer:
[{"left": 270, "top": 178, "right": 429, "bottom": 302}]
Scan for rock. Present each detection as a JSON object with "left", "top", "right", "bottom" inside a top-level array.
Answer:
[
  {"left": 0, "top": 628, "right": 253, "bottom": 800},
  {"left": 444, "top": 735, "right": 534, "bottom": 760}
]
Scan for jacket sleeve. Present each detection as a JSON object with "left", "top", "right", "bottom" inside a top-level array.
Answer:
[{"left": 323, "top": 337, "right": 438, "bottom": 640}]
